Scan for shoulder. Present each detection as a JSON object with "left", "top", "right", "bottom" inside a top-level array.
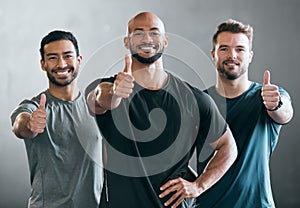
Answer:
[
  {"left": 10, "top": 92, "right": 45, "bottom": 123},
  {"left": 19, "top": 92, "right": 46, "bottom": 109},
  {"left": 168, "top": 75, "right": 210, "bottom": 100},
  {"left": 187, "top": 83, "right": 213, "bottom": 102}
]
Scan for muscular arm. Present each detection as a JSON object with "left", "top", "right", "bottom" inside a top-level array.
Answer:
[
  {"left": 12, "top": 93, "right": 47, "bottom": 139},
  {"left": 194, "top": 127, "right": 237, "bottom": 194},
  {"left": 87, "top": 82, "right": 121, "bottom": 115},
  {"left": 262, "top": 70, "right": 293, "bottom": 124},
  {"left": 13, "top": 112, "right": 38, "bottom": 139},
  {"left": 159, "top": 127, "right": 237, "bottom": 208},
  {"left": 87, "top": 55, "right": 134, "bottom": 115}
]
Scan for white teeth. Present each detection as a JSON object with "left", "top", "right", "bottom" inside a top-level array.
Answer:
[
  {"left": 226, "top": 62, "right": 237, "bottom": 66},
  {"left": 140, "top": 47, "right": 153, "bottom": 51},
  {"left": 56, "top": 71, "right": 68, "bottom": 75}
]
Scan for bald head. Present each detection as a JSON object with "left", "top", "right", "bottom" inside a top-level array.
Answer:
[
  {"left": 124, "top": 12, "right": 168, "bottom": 65},
  {"left": 127, "top": 12, "right": 166, "bottom": 35}
]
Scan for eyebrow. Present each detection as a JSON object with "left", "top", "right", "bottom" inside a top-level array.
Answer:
[
  {"left": 218, "top": 45, "right": 246, "bottom": 48},
  {"left": 133, "top": 27, "right": 160, "bottom": 32},
  {"left": 46, "top": 51, "right": 74, "bottom": 56}
]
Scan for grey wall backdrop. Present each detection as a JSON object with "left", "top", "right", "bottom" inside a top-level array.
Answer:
[{"left": 1, "top": 0, "right": 299, "bottom": 207}]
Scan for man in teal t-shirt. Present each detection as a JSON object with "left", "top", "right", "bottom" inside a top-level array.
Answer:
[{"left": 199, "top": 19, "right": 294, "bottom": 208}]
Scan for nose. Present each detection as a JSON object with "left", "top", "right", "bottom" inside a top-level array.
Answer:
[
  {"left": 57, "top": 56, "right": 67, "bottom": 68},
  {"left": 227, "top": 49, "right": 237, "bottom": 59},
  {"left": 141, "top": 32, "right": 153, "bottom": 42}
]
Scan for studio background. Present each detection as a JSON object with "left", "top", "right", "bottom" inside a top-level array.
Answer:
[{"left": 1, "top": 0, "right": 299, "bottom": 207}]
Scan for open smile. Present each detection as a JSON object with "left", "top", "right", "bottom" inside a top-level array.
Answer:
[
  {"left": 52, "top": 68, "right": 73, "bottom": 76},
  {"left": 137, "top": 44, "right": 158, "bottom": 53},
  {"left": 224, "top": 60, "right": 240, "bottom": 66}
]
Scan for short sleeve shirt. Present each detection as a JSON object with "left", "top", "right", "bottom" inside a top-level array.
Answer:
[
  {"left": 86, "top": 72, "right": 227, "bottom": 208},
  {"left": 11, "top": 90, "right": 103, "bottom": 208},
  {"left": 198, "top": 82, "right": 291, "bottom": 208}
]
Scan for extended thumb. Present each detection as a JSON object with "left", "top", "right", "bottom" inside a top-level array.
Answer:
[
  {"left": 124, "top": 54, "right": 132, "bottom": 74},
  {"left": 39, "top": 93, "right": 46, "bottom": 110},
  {"left": 263, "top": 70, "right": 270, "bottom": 85}
]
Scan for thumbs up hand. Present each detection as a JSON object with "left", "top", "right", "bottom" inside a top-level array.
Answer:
[
  {"left": 90, "top": 55, "right": 134, "bottom": 113},
  {"left": 27, "top": 93, "right": 47, "bottom": 134},
  {"left": 113, "top": 54, "right": 134, "bottom": 98},
  {"left": 261, "top": 70, "right": 281, "bottom": 111}
]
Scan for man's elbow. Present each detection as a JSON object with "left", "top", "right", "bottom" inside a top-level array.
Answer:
[{"left": 12, "top": 126, "right": 23, "bottom": 139}]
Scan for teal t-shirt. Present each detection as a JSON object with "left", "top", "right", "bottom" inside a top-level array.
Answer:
[{"left": 199, "top": 82, "right": 290, "bottom": 208}]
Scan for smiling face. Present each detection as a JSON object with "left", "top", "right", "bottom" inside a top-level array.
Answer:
[
  {"left": 211, "top": 31, "right": 253, "bottom": 80},
  {"left": 125, "top": 12, "right": 168, "bottom": 64},
  {"left": 40, "top": 40, "right": 82, "bottom": 87}
]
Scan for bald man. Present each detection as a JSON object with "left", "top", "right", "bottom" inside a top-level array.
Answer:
[{"left": 86, "top": 12, "right": 237, "bottom": 208}]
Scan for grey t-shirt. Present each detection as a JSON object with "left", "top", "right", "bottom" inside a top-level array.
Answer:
[{"left": 11, "top": 90, "right": 103, "bottom": 208}]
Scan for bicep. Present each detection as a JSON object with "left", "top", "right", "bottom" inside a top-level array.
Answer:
[{"left": 210, "top": 127, "right": 235, "bottom": 151}]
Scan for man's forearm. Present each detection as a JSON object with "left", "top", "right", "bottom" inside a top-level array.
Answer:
[
  {"left": 267, "top": 95, "right": 293, "bottom": 124},
  {"left": 195, "top": 148, "right": 235, "bottom": 194},
  {"left": 87, "top": 82, "right": 122, "bottom": 115},
  {"left": 87, "top": 89, "right": 108, "bottom": 115},
  {"left": 195, "top": 129, "right": 237, "bottom": 194},
  {"left": 13, "top": 112, "right": 37, "bottom": 139}
]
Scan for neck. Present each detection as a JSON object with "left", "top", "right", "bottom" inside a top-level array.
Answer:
[
  {"left": 132, "top": 58, "right": 168, "bottom": 90},
  {"left": 215, "top": 75, "right": 252, "bottom": 98},
  {"left": 48, "top": 80, "right": 80, "bottom": 101}
]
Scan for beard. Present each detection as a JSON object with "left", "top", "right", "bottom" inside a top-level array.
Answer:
[
  {"left": 130, "top": 44, "right": 164, "bottom": 64},
  {"left": 47, "top": 67, "right": 78, "bottom": 87},
  {"left": 132, "top": 52, "right": 163, "bottom": 64},
  {"left": 217, "top": 60, "right": 247, "bottom": 80}
]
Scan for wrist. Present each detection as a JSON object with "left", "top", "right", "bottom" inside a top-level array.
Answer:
[{"left": 267, "top": 95, "right": 283, "bottom": 111}]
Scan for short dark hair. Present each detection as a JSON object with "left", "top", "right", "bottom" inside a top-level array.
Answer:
[
  {"left": 212, "top": 19, "right": 253, "bottom": 51},
  {"left": 39, "top": 30, "right": 80, "bottom": 60}
]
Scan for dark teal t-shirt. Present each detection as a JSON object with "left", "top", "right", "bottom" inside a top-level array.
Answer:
[{"left": 199, "top": 82, "right": 290, "bottom": 208}]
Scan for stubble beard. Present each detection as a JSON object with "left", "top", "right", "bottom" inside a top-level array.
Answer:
[
  {"left": 47, "top": 67, "right": 78, "bottom": 87},
  {"left": 217, "top": 63, "right": 247, "bottom": 80}
]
